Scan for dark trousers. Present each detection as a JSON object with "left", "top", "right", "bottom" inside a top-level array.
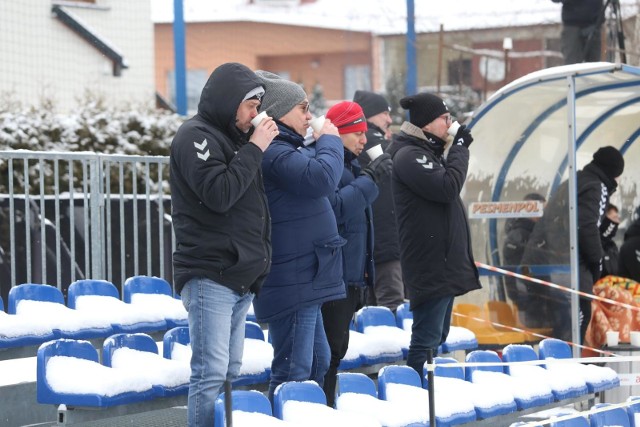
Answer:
[
  {"left": 406, "top": 295, "right": 454, "bottom": 382},
  {"left": 321, "top": 286, "right": 363, "bottom": 407}
]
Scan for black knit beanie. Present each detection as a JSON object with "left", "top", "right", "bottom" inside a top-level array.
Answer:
[
  {"left": 353, "top": 90, "right": 390, "bottom": 119},
  {"left": 592, "top": 146, "right": 625, "bottom": 179},
  {"left": 399, "top": 93, "right": 449, "bottom": 128}
]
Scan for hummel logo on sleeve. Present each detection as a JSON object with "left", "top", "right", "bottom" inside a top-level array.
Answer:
[
  {"left": 416, "top": 155, "right": 433, "bottom": 169},
  {"left": 636, "top": 249, "right": 640, "bottom": 263},
  {"left": 194, "top": 139, "right": 210, "bottom": 161}
]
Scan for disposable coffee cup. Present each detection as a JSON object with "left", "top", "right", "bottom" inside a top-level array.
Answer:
[
  {"left": 309, "top": 115, "right": 325, "bottom": 133},
  {"left": 447, "top": 120, "right": 461, "bottom": 137},
  {"left": 366, "top": 144, "right": 384, "bottom": 161},
  {"left": 251, "top": 111, "right": 268, "bottom": 128},
  {"left": 631, "top": 331, "right": 640, "bottom": 346},
  {"left": 606, "top": 330, "right": 619, "bottom": 347}
]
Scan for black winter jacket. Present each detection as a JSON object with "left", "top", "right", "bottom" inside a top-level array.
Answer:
[
  {"left": 619, "top": 218, "right": 640, "bottom": 282},
  {"left": 387, "top": 122, "right": 480, "bottom": 309},
  {"left": 553, "top": 0, "right": 603, "bottom": 27},
  {"left": 357, "top": 122, "right": 401, "bottom": 264},
  {"left": 170, "top": 63, "right": 271, "bottom": 295}
]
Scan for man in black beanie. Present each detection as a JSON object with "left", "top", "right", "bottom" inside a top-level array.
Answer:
[
  {"left": 354, "top": 90, "right": 405, "bottom": 312},
  {"left": 386, "top": 92, "right": 481, "bottom": 380},
  {"left": 521, "top": 145, "right": 625, "bottom": 343}
]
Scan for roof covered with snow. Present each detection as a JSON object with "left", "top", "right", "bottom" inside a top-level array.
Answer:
[{"left": 151, "top": 0, "right": 638, "bottom": 35}]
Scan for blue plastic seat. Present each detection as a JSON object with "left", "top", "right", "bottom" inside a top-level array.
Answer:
[
  {"left": 102, "top": 333, "right": 188, "bottom": 397},
  {"left": 10, "top": 283, "right": 113, "bottom": 339},
  {"left": 162, "top": 326, "right": 190, "bottom": 360},
  {"left": 273, "top": 381, "right": 327, "bottom": 419},
  {"left": 354, "top": 306, "right": 406, "bottom": 362},
  {"left": 0, "top": 292, "right": 57, "bottom": 348},
  {"left": 466, "top": 350, "right": 553, "bottom": 410},
  {"left": 244, "top": 321, "right": 265, "bottom": 341},
  {"left": 590, "top": 403, "right": 631, "bottom": 427},
  {"left": 337, "top": 372, "right": 377, "bottom": 398},
  {"left": 627, "top": 396, "right": 640, "bottom": 427},
  {"left": 429, "top": 356, "right": 516, "bottom": 419},
  {"left": 123, "top": 275, "right": 187, "bottom": 328},
  {"left": 503, "top": 344, "right": 588, "bottom": 401},
  {"left": 539, "top": 338, "right": 619, "bottom": 393},
  {"left": 549, "top": 412, "right": 590, "bottom": 427},
  {"left": 395, "top": 302, "right": 412, "bottom": 330},
  {"left": 214, "top": 390, "right": 274, "bottom": 427},
  {"left": 37, "top": 338, "right": 155, "bottom": 407},
  {"left": 68, "top": 279, "right": 167, "bottom": 334}
]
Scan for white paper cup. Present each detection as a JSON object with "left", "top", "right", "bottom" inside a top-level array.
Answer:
[
  {"left": 606, "top": 330, "right": 619, "bottom": 347},
  {"left": 251, "top": 111, "right": 268, "bottom": 128},
  {"left": 447, "top": 120, "right": 461, "bottom": 137},
  {"left": 309, "top": 115, "right": 325, "bottom": 133},
  {"left": 631, "top": 331, "right": 640, "bottom": 346},
  {"left": 366, "top": 144, "right": 384, "bottom": 161}
]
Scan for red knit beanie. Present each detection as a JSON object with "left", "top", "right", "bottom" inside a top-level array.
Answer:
[{"left": 326, "top": 101, "right": 367, "bottom": 134}]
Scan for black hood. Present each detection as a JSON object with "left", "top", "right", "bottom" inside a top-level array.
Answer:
[{"left": 197, "top": 63, "right": 264, "bottom": 137}]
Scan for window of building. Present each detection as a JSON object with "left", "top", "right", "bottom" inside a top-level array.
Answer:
[
  {"left": 167, "top": 69, "right": 208, "bottom": 113},
  {"left": 448, "top": 59, "right": 472, "bottom": 86},
  {"left": 344, "top": 65, "right": 371, "bottom": 100}
]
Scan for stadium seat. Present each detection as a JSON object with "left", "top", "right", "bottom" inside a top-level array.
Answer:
[
  {"left": 502, "top": 344, "right": 588, "bottom": 401},
  {"left": 9, "top": 283, "right": 113, "bottom": 339},
  {"left": 214, "top": 390, "right": 280, "bottom": 427},
  {"left": 102, "top": 333, "right": 189, "bottom": 397},
  {"left": 395, "top": 302, "right": 412, "bottom": 330},
  {"left": 426, "top": 356, "right": 517, "bottom": 419},
  {"left": 627, "top": 396, "right": 640, "bottom": 427},
  {"left": 485, "top": 300, "right": 552, "bottom": 341},
  {"left": 162, "top": 326, "right": 190, "bottom": 360},
  {"left": 355, "top": 306, "right": 408, "bottom": 360},
  {"left": 452, "top": 303, "right": 527, "bottom": 346},
  {"left": 538, "top": 338, "right": 619, "bottom": 393},
  {"left": 234, "top": 322, "right": 272, "bottom": 387},
  {"left": 0, "top": 293, "right": 56, "bottom": 348},
  {"left": 244, "top": 321, "right": 265, "bottom": 341},
  {"left": 549, "top": 412, "right": 590, "bottom": 427},
  {"left": 68, "top": 279, "right": 167, "bottom": 334},
  {"left": 123, "top": 275, "right": 187, "bottom": 328},
  {"left": 37, "top": 338, "right": 155, "bottom": 407},
  {"left": 465, "top": 349, "right": 553, "bottom": 410},
  {"left": 273, "top": 381, "right": 326, "bottom": 419},
  {"left": 590, "top": 403, "right": 631, "bottom": 427}
]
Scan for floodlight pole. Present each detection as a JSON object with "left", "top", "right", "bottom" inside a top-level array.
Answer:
[
  {"left": 566, "top": 75, "right": 581, "bottom": 356},
  {"left": 406, "top": 0, "right": 417, "bottom": 96},
  {"left": 173, "top": 0, "right": 188, "bottom": 116}
]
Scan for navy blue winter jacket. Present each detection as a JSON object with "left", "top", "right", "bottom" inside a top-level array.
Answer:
[
  {"left": 253, "top": 124, "right": 347, "bottom": 322},
  {"left": 329, "top": 150, "right": 378, "bottom": 289}
]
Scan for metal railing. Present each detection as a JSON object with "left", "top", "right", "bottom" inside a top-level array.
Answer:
[{"left": 0, "top": 151, "right": 173, "bottom": 300}]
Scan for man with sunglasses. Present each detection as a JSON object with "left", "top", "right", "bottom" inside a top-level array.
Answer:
[
  {"left": 387, "top": 92, "right": 481, "bottom": 381},
  {"left": 252, "top": 70, "right": 346, "bottom": 402}
]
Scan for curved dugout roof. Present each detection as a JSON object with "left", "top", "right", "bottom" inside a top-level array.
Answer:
[{"left": 464, "top": 62, "right": 640, "bottom": 269}]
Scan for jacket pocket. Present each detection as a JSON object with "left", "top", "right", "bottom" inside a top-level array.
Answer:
[{"left": 312, "top": 235, "right": 347, "bottom": 290}]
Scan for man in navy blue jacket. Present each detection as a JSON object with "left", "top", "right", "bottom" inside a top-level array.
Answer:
[{"left": 252, "top": 71, "right": 346, "bottom": 402}]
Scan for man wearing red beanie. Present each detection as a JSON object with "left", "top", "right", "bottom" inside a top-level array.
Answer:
[{"left": 321, "top": 101, "right": 392, "bottom": 406}]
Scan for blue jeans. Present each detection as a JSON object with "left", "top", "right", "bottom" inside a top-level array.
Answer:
[
  {"left": 181, "top": 277, "right": 253, "bottom": 427},
  {"left": 267, "top": 304, "right": 330, "bottom": 402},
  {"left": 406, "top": 295, "right": 454, "bottom": 382}
]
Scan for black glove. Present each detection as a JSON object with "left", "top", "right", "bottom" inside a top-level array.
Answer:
[
  {"left": 454, "top": 124, "right": 474, "bottom": 148},
  {"left": 361, "top": 153, "right": 392, "bottom": 184}
]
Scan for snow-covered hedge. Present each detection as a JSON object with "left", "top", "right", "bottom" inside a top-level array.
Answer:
[{"left": 0, "top": 99, "right": 184, "bottom": 156}]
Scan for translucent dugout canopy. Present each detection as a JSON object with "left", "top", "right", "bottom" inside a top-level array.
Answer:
[{"left": 464, "top": 62, "right": 640, "bottom": 344}]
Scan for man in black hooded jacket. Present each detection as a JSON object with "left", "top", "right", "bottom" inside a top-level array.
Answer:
[
  {"left": 619, "top": 212, "right": 640, "bottom": 282},
  {"left": 521, "top": 146, "right": 625, "bottom": 343},
  {"left": 170, "top": 62, "right": 278, "bottom": 426}
]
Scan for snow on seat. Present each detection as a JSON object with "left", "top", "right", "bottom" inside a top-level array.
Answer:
[
  {"left": 123, "top": 276, "right": 187, "bottom": 328},
  {"left": 37, "top": 339, "right": 155, "bottom": 407},
  {"left": 234, "top": 321, "right": 272, "bottom": 386},
  {"left": 9, "top": 283, "right": 113, "bottom": 340},
  {"left": 347, "top": 329, "right": 403, "bottom": 367},
  {"left": 427, "top": 356, "right": 517, "bottom": 419},
  {"left": 274, "top": 380, "right": 380, "bottom": 426},
  {"left": 356, "top": 306, "right": 410, "bottom": 359},
  {"left": 0, "top": 293, "right": 56, "bottom": 348},
  {"left": 502, "top": 344, "right": 589, "bottom": 401},
  {"left": 68, "top": 279, "right": 167, "bottom": 334},
  {"left": 378, "top": 364, "right": 476, "bottom": 426},
  {"left": 465, "top": 350, "right": 554, "bottom": 410},
  {"left": 538, "top": 338, "right": 619, "bottom": 393},
  {"left": 102, "top": 333, "right": 189, "bottom": 397}
]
